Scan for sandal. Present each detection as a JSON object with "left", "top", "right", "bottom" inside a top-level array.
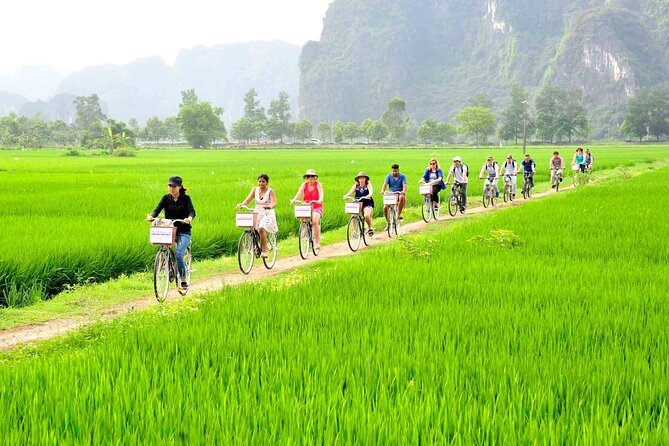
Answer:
[{"left": 368, "top": 229, "right": 374, "bottom": 236}]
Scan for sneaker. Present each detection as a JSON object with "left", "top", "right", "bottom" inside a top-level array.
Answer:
[
  {"left": 495, "top": 192, "right": 499, "bottom": 198},
  {"left": 261, "top": 251, "right": 268, "bottom": 258},
  {"left": 180, "top": 281, "right": 188, "bottom": 289},
  {"left": 512, "top": 194, "right": 516, "bottom": 198},
  {"left": 398, "top": 216, "right": 404, "bottom": 221},
  {"left": 368, "top": 229, "right": 374, "bottom": 236},
  {"left": 551, "top": 184, "right": 555, "bottom": 189}
]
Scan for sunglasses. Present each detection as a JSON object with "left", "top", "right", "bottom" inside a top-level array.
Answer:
[
  {"left": 168, "top": 184, "right": 178, "bottom": 187},
  {"left": 429, "top": 162, "right": 436, "bottom": 165},
  {"left": 305, "top": 175, "right": 316, "bottom": 178}
]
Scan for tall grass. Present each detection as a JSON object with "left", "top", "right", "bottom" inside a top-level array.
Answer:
[
  {"left": 0, "top": 145, "right": 668, "bottom": 307},
  {"left": 1, "top": 166, "right": 667, "bottom": 442}
]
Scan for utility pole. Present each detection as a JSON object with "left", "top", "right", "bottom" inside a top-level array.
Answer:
[{"left": 522, "top": 100, "right": 528, "bottom": 155}]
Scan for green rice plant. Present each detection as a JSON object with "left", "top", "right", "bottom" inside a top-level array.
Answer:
[{"left": 1, "top": 166, "right": 668, "bottom": 443}]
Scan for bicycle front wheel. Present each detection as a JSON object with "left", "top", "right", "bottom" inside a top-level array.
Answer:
[
  {"left": 482, "top": 190, "right": 490, "bottom": 208},
  {"left": 421, "top": 196, "right": 433, "bottom": 222},
  {"left": 237, "top": 231, "right": 255, "bottom": 274},
  {"left": 298, "top": 221, "right": 310, "bottom": 259},
  {"left": 177, "top": 246, "right": 193, "bottom": 296},
  {"left": 448, "top": 194, "right": 459, "bottom": 217},
  {"left": 393, "top": 209, "right": 400, "bottom": 236},
  {"left": 347, "top": 216, "right": 361, "bottom": 252},
  {"left": 153, "top": 248, "right": 170, "bottom": 302},
  {"left": 504, "top": 185, "right": 511, "bottom": 203},
  {"left": 387, "top": 207, "right": 395, "bottom": 238},
  {"left": 263, "top": 232, "right": 278, "bottom": 269},
  {"left": 362, "top": 217, "right": 372, "bottom": 246}
]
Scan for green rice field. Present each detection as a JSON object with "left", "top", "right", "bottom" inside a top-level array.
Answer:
[
  {"left": 0, "top": 145, "right": 668, "bottom": 307},
  {"left": 1, "top": 161, "right": 667, "bottom": 443}
]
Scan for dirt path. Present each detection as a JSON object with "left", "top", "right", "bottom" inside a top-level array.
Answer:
[{"left": 0, "top": 186, "right": 565, "bottom": 352}]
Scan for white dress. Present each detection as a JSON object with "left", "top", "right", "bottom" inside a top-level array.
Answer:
[{"left": 255, "top": 187, "right": 278, "bottom": 233}]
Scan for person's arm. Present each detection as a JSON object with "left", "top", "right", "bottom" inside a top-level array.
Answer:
[
  {"left": 444, "top": 167, "right": 453, "bottom": 184},
  {"left": 436, "top": 168, "right": 443, "bottom": 183},
  {"left": 479, "top": 164, "right": 486, "bottom": 179},
  {"left": 147, "top": 195, "right": 166, "bottom": 220},
  {"left": 316, "top": 183, "right": 324, "bottom": 204},
  {"left": 401, "top": 176, "right": 407, "bottom": 194},
  {"left": 381, "top": 175, "right": 388, "bottom": 194},
  {"left": 366, "top": 182, "right": 374, "bottom": 198},
  {"left": 291, "top": 183, "right": 305, "bottom": 203},
  {"left": 532, "top": 160, "right": 536, "bottom": 173},
  {"left": 343, "top": 184, "right": 356, "bottom": 198},
  {"left": 268, "top": 189, "right": 277, "bottom": 209},
  {"left": 184, "top": 196, "right": 195, "bottom": 224},
  {"left": 239, "top": 188, "right": 256, "bottom": 208}
]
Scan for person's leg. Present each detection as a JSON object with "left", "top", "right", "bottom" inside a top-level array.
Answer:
[
  {"left": 383, "top": 204, "right": 389, "bottom": 221},
  {"left": 364, "top": 207, "right": 373, "bottom": 232},
  {"left": 259, "top": 228, "right": 267, "bottom": 253},
  {"left": 175, "top": 232, "right": 191, "bottom": 282},
  {"left": 461, "top": 183, "right": 468, "bottom": 208},
  {"left": 529, "top": 172, "right": 534, "bottom": 187},
  {"left": 312, "top": 212, "right": 322, "bottom": 247},
  {"left": 493, "top": 178, "right": 499, "bottom": 196},
  {"left": 432, "top": 185, "right": 442, "bottom": 206},
  {"left": 550, "top": 169, "right": 556, "bottom": 187},
  {"left": 398, "top": 194, "right": 406, "bottom": 218},
  {"left": 512, "top": 175, "right": 517, "bottom": 196}
]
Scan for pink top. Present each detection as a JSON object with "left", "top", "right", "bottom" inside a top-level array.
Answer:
[{"left": 303, "top": 181, "right": 324, "bottom": 214}]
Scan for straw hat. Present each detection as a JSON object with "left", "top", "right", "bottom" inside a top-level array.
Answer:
[
  {"left": 354, "top": 171, "right": 369, "bottom": 181},
  {"left": 303, "top": 169, "right": 318, "bottom": 178}
]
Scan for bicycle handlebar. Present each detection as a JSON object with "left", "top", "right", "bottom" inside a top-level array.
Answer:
[{"left": 292, "top": 200, "right": 318, "bottom": 205}]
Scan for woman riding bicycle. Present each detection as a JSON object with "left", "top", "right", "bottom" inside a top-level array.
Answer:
[
  {"left": 420, "top": 158, "right": 445, "bottom": 212},
  {"left": 291, "top": 169, "right": 324, "bottom": 250},
  {"left": 344, "top": 171, "right": 374, "bottom": 237},
  {"left": 237, "top": 173, "right": 278, "bottom": 258},
  {"left": 146, "top": 176, "right": 196, "bottom": 290},
  {"left": 572, "top": 147, "right": 587, "bottom": 173}
]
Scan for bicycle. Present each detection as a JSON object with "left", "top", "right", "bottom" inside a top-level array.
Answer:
[
  {"left": 344, "top": 197, "right": 371, "bottom": 251},
  {"left": 522, "top": 172, "right": 533, "bottom": 199},
  {"left": 293, "top": 200, "right": 320, "bottom": 259},
  {"left": 551, "top": 168, "right": 563, "bottom": 192},
  {"left": 503, "top": 174, "right": 515, "bottom": 203},
  {"left": 481, "top": 175, "right": 498, "bottom": 208},
  {"left": 235, "top": 205, "right": 278, "bottom": 274},
  {"left": 447, "top": 182, "right": 465, "bottom": 217},
  {"left": 383, "top": 192, "right": 402, "bottom": 237},
  {"left": 149, "top": 218, "right": 192, "bottom": 302},
  {"left": 419, "top": 181, "right": 440, "bottom": 222}
]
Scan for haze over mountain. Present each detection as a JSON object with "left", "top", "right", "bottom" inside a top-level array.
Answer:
[{"left": 299, "top": 0, "right": 669, "bottom": 137}]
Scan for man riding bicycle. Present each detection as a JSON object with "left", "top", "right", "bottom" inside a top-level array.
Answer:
[
  {"left": 146, "top": 176, "right": 196, "bottom": 290},
  {"left": 502, "top": 154, "right": 519, "bottom": 198},
  {"left": 445, "top": 156, "right": 468, "bottom": 212},
  {"left": 521, "top": 154, "right": 536, "bottom": 188},
  {"left": 478, "top": 156, "right": 499, "bottom": 198},
  {"left": 381, "top": 164, "right": 407, "bottom": 222},
  {"left": 550, "top": 151, "right": 565, "bottom": 188}
]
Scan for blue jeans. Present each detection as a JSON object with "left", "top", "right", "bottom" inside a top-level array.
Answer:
[{"left": 176, "top": 233, "right": 191, "bottom": 279}]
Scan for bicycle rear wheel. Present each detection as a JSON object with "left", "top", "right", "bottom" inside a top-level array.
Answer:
[
  {"left": 347, "top": 216, "right": 361, "bottom": 252},
  {"left": 483, "top": 189, "right": 490, "bottom": 208},
  {"left": 263, "top": 232, "right": 278, "bottom": 269},
  {"left": 153, "top": 248, "right": 170, "bottom": 302},
  {"left": 362, "top": 217, "right": 372, "bottom": 246},
  {"left": 448, "top": 194, "right": 458, "bottom": 217},
  {"left": 311, "top": 229, "right": 320, "bottom": 256},
  {"left": 237, "top": 231, "right": 254, "bottom": 274},
  {"left": 421, "top": 196, "right": 433, "bottom": 222},
  {"left": 177, "top": 246, "right": 193, "bottom": 296},
  {"left": 298, "top": 221, "right": 310, "bottom": 259}
]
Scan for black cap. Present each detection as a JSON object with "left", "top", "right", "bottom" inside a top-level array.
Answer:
[{"left": 168, "top": 176, "right": 183, "bottom": 186}]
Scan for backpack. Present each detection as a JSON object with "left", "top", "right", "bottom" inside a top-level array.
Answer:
[{"left": 453, "top": 163, "right": 469, "bottom": 178}]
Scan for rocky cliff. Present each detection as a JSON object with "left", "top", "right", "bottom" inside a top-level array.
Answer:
[{"left": 299, "top": 0, "right": 669, "bottom": 137}]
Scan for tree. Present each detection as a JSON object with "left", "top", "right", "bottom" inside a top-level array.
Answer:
[
  {"left": 332, "top": 121, "right": 345, "bottom": 143},
  {"left": 435, "top": 122, "right": 457, "bottom": 143},
  {"left": 162, "top": 116, "right": 182, "bottom": 144},
  {"left": 499, "top": 85, "right": 529, "bottom": 144},
  {"left": 358, "top": 119, "right": 373, "bottom": 143},
  {"left": 417, "top": 119, "right": 438, "bottom": 143},
  {"left": 343, "top": 121, "right": 358, "bottom": 143},
  {"left": 73, "top": 94, "right": 106, "bottom": 130},
  {"left": 646, "top": 87, "right": 669, "bottom": 140},
  {"left": 316, "top": 122, "right": 331, "bottom": 142},
  {"left": 535, "top": 86, "right": 589, "bottom": 143},
  {"left": 267, "top": 91, "right": 291, "bottom": 143},
  {"left": 177, "top": 89, "right": 227, "bottom": 149},
  {"left": 621, "top": 87, "right": 669, "bottom": 141},
  {"left": 382, "top": 97, "right": 408, "bottom": 143},
  {"left": 243, "top": 88, "right": 266, "bottom": 122},
  {"left": 264, "top": 118, "right": 284, "bottom": 143},
  {"left": 469, "top": 93, "right": 493, "bottom": 109},
  {"left": 143, "top": 116, "right": 163, "bottom": 144},
  {"left": 231, "top": 117, "right": 256, "bottom": 145},
  {"left": 369, "top": 120, "right": 389, "bottom": 144},
  {"left": 128, "top": 118, "right": 140, "bottom": 136},
  {"left": 454, "top": 106, "right": 496, "bottom": 147},
  {"left": 293, "top": 120, "right": 313, "bottom": 143}
]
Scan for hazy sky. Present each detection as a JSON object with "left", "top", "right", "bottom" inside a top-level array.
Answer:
[{"left": 2, "top": 0, "right": 332, "bottom": 74}]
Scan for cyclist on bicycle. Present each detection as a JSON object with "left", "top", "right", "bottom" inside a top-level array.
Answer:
[
  {"left": 585, "top": 148, "right": 594, "bottom": 172},
  {"left": 291, "top": 169, "right": 324, "bottom": 251},
  {"left": 237, "top": 173, "right": 278, "bottom": 258},
  {"left": 478, "top": 156, "right": 499, "bottom": 198},
  {"left": 572, "top": 147, "right": 587, "bottom": 173},
  {"left": 445, "top": 156, "right": 468, "bottom": 212},
  {"left": 344, "top": 171, "right": 374, "bottom": 237},
  {"left": 381, "top": 164, "right": 407, "bottom": 222},
  {"left": 501, "top": 154, "right": 519, "bottom": 198},
  {"left": 146, "top": 176, "right": 196, "bottom": 290},
  {"left": 420, "top": 158, "right": 445, "bottom": 213},
  {"left": 521, "top": 154, "right": 536, "bottom": 188},
  {"left": 550, "top": 151, "right": 565, "bottom": 188}
]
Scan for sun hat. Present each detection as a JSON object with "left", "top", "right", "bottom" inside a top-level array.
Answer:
[
  {"left": 168, "top": 176, "right": 183, "bottom": 186},
  {"left": 452, "top": 156, "right": 462, "bottom": 162},
  {"left": 303, "top": 169, "right": 318, "bottom": 178},
  {"left": 507, "top": 154, "right": 513, "bottom": 159},
  {"left": 354, "top": 171, "right": 370, "bottom": 181}
]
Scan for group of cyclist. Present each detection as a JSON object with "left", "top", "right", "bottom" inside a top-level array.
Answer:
[{"left": 148, "top": 147, "right": 594, "bottom": 289}]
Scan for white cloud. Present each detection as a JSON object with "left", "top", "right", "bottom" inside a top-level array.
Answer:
[{"left": 1, "top": 0, "right": 332, "bottom": 73}]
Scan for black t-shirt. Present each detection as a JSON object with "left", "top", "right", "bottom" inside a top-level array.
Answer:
[{"left": 151, "top": 193, "right": 196, "bottom": 234}]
